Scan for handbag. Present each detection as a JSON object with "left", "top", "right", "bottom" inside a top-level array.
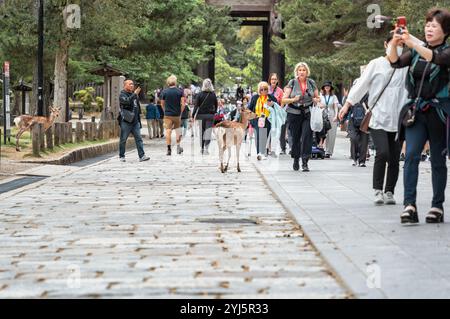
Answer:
[
  {"left": 360, "top": 70, "right": 396, "bottom": 133},
  {"left": 258, "top": 115, "right": 266, "bottom": 128},
  {"left": 402, "top": 62, "right": 431, "bottom": 128},
  {"left": 121, "top": 108, "right": 136, "bottom": 123},
  {"left": 310, "top": 105, "right": 324, "bottom": 132}
]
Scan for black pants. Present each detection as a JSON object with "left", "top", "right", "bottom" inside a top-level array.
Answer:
[
  {"left": 280, "top": 124, "right": 287, "bottom": 152},
  {"left": 287, "top": 111, "right": 312, "bottom": 163},
  {"left": 199, "top": 119, "right": 214, "bottom": 150},
  {"left": 349, "top": 126, "right": 369, "bottom": 164},
  {"left": 370, "top": 129, "right": 401, "bottom": 193}
]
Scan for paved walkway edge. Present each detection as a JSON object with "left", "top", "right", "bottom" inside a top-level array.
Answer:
[
  {"left": 19, "top": 139, "right": 136, "bottom": 166},
  {"left": 253, "top": 163, "right": 386, "bottom": 299}
]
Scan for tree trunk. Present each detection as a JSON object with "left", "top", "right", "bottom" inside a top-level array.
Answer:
[
  {"left": 30, "top": 0, "right": 39, "bottom": 116},
  {"left": 53, "top": 40, "right": 69, "bottom": 123}
]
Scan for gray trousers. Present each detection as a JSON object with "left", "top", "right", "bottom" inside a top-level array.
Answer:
[
  {"left": 147, "top": 119, "right": 158, "bottom": 138},
  {"left": 326, "top": 121, "right": 338, "bottom": 155}
]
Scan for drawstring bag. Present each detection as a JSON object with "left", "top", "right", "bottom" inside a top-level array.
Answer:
[
  {"left": 258, "top": 115, "right": 266, "bottom": 128},
  {"left": 310, "top": 105, "right": 323, "bottom": 132}
]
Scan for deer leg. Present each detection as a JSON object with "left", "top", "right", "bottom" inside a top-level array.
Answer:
[
  {"left": 218, "top": 133, "right": 225, "bottom": 173},
  {"left": 220, "top": 148, "right": 225, "bottom": 174},
  {"left": 225, "top": 146, "right": 232, "bottom": 172},
  {"left": 15, "top": 127, "right": 28, "bottom": 151},
  {"left": 236, "top": 143, "right": 241, "bottom": 173}
]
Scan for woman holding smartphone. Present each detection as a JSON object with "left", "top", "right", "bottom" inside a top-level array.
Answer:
[{"left": 388, "top": 8, "right": 450, "bottom": 224}]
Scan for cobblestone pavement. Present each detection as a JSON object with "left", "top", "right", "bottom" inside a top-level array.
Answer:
[
  {"left": 256, "top": 131, "right": 450, "bottom": 299},
  {"left": 0, "top": 136, "right": 349, "bottom": 299},
  {"left": 0, "top": 160, "right": 42, "bottom": 182}
]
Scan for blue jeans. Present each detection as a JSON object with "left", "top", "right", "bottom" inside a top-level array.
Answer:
[
  {"left": 119, "top": 120, "right": 145, "bottom": 159},
  {"left": 404, "top": 108, "right": 447, "bottom": 209},
  {"left": 181, "top": 119, "right": 189, "bottom": 137}
]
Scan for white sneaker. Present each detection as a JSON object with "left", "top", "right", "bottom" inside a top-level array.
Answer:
[
  {"left": 120, "top": 157, "right": 126, "bottom": 163},
  {"left": 374, "top": 190, "right": 384, "bottom": 206},
  {"left": 384, "top": 192, "right": 396, "bottom": 205},
  {"left": 257, "top": 153, "right": 263, "bottom": 161}
]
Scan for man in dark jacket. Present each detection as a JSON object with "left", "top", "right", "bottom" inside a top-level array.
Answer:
[{"left": 118, "top": 79, "right": 150, "bottom": 162}]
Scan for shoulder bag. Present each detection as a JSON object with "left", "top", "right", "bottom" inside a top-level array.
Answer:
[
  {"left": 359, "top": 69, "right": 396, "bottom": 133},
  {"left": 402, "top": 61, "right": 431, "bottom": 128}
]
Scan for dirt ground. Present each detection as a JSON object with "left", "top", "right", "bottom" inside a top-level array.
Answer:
[{"left": 0, "top": 159, "right": 41, "bottom": 181}]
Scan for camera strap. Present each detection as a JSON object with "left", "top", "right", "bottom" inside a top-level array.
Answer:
[{"left": 415, "top": 61, "right": 431, "bottom": 104}]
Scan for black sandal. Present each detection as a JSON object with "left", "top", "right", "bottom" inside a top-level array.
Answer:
[
  {"left": 426, "top": 209, "right": 444, "bottom": 224},
  {"left": 401, "top": 206, "right": 419, "bottom": 224}
]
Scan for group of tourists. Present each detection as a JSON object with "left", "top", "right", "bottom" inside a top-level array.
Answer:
[{"left": 118, "top": 7, "right": 450, "bottom": 225}]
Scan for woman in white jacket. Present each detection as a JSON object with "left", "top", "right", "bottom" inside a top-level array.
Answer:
[
  {"left": 339, "top": 33, "right": 409, "bottom": 205},
  {"left": 319, "top": 81, "right": 339, "bottom": 157}
]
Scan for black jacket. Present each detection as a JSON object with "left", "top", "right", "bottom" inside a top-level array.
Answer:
[
  {"left": 248, "top": 94, "right": 278, "bottom": 113},
  {"left": 193, "top": 91, "right": 218, "bottom": 119},
  {"left": 119, "top": 90, "right": 142, "bottom": 126}
]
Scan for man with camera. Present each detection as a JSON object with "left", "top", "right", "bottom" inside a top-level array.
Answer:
[{"left": 118, "top": 79, "right": 150, "bottom": 163}]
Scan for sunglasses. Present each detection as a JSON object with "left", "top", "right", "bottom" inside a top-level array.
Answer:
[{"left": 260, "top": 88, "right": 269, "bottom": 92}]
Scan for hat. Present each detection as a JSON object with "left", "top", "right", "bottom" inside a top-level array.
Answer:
[{"left": 321, "top": 81, "right": 334, "bottom": 90}]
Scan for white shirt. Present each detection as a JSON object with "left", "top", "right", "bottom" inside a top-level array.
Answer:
[
  {"left": 347, "top": 56, "right": 409, "bottom": 132},
  {"left": 320, "top": 94, "right": 338, "bottom": 117}
]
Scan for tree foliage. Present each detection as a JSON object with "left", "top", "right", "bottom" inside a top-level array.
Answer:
[
  {"left": 0, "top": 0, "right": 237, "bottom": 113},
  {"left": 276, "top": 0, "right": 450, "bottom": 90}
]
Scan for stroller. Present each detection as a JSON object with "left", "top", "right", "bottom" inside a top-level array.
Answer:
[
  {"left": 310, "top": 110, "right": 330, "bottom": 160},
  {"left": 311, "top": 132, "right": 326, "bottom": 159}
]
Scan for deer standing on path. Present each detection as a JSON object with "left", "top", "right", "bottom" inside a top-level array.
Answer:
[
  {"left": 215, "top": 108, "right": 257, "bottom": 173},
  {"left": 13, "top": 107, "right": 61, "bottom": 151}
]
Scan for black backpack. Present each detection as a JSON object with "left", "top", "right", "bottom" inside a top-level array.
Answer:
[
  {"left": 351, "top": 94, "right": 369, "bottom": 128},
  {"left": 322, "top": 110, "right": 332, "bottom": 132}
]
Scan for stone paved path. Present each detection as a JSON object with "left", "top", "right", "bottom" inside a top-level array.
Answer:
[
  {"left": 256, "top": 130, "right": 450, "bottom": 299},
  {"left": 0, "top": 136, "right": 349, "bottom": 299}
]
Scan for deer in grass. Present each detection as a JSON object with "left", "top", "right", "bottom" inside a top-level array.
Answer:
[
  {"left": 215, "top": 107, "right": 257, "bottom": 173},
  {"left": 13, "top": 106, "right": 61, "bottom": 151}
]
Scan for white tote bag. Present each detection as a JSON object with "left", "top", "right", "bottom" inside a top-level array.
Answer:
[{"left": 310, "top": 105, "right": 323, "bottom": 132}]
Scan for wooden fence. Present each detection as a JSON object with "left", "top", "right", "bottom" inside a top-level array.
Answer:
[{"left": 31, "top": 121, "right": 120, "bottom": 157}]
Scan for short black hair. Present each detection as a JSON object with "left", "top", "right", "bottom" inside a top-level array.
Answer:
[{"left": 386, "top": 32, "right": 394, "bottom": 44}]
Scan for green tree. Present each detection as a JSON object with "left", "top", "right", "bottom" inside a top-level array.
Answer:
[
  {"left": 0, "top": 0, "right": 236, "bottom": 119},
  {"left": 215, "top": 42, "right": 242, "bottom": 88},
  {"left": 276, "top": 0, "right": 450, "bottom": 90},
  {"left": 74, "top": 87, "right": 95, "bottom": 112},
  {"left": 242, "top": 36, "right": 263, "bottom": 91}
]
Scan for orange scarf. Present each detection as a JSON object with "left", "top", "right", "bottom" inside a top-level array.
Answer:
[{"left": 256, "top": 95, "right": 270, "bottom": 117}]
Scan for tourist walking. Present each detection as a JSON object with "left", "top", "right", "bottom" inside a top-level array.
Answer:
[
  {"left": 282, "top": 62, "right": 321, "bottom": 172},
  {"left": 249, "top": 81, "right": 278, "bottom": 160},
  {"left": 193, "top": 78, "right": 218, "bottom": 155},
  {"left": 339, "top": 33, "right": 409, "bottom": 205},
  {"left": 269, "top": 73, "right": 288, "bottom": 155},
  {"left": 160, "top": 75, "right": 185, "bottom": 156},
  {"left": 319, "top": 81, "right": 339, "bottom": 158},
  {"left": 145, "top": 96, "right": 160, "bottom": 139}
]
